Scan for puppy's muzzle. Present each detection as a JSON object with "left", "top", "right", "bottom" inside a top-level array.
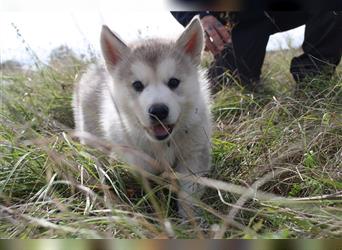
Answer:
[
  {"left": 148, "top": 104, "right": 169, "bottom": 122},
  {"left": 148, "top": 104, "right": 174, "bottom": 141}
]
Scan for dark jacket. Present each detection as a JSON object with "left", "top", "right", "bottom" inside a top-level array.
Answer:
[{"left": 171, "top": 11, "right": 230, "bottom": 27}]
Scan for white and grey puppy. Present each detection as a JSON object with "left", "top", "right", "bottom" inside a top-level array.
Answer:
[{"left": 73, "top": 16, "right": 212, "bottom": 215}]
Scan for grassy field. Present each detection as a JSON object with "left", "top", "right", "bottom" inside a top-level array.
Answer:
[{"left": 0, "top": 47, "right": 341, "bottom": 239}]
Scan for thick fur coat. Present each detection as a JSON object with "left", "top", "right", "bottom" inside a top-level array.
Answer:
[{"left": 73, "top": 17, "right": 212, "bottom": 215}]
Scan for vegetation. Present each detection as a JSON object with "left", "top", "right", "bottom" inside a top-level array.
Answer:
[{"left": 0, "top": 46, "right": 341, "bottom": 239}]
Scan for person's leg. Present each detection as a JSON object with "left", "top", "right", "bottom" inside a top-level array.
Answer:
[
  {"left": 290, "top": 12, "right": 342, "bottom": 82},
  {"left": 207, "top": 44, "right": 236, "bottom": 91},
  {"left": 233, "top": 12, "right": 310, "bottom": 87},
  {"left": 208, "top": 12, "right": 307, "bottom": 90},
  {"left": 208, "top": 12, "right": 272, "bottom": 91},
  {"left": 266, "top": 11, "right": 308, "bottom": 33},
  {"left": 232, "top": 12, "right": 272, "bottom": 87}
]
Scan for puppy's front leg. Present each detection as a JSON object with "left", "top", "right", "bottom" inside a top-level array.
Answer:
[{"left": 175, "top": 146, "right": 211, "bottom": 218}]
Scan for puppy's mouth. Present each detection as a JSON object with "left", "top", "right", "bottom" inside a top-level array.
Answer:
[{"left": 150, "top": 123, "right": 174, "bottom": 141}]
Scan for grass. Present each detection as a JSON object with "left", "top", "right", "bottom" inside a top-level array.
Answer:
[{"left": 0, "top": 47, "right": 341, "bottom": 239}]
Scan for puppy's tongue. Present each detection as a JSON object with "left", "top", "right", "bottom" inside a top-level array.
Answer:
[
  {"left": 152, "top": 124, "right": 169, "bottom": 137},
  {"left": 152, "top": 124, "right": 173, "bottom": 140}
]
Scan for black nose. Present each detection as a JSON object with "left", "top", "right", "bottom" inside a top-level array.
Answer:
[{"left": 148, "top": 104, "right": 169, "bottom": 121}]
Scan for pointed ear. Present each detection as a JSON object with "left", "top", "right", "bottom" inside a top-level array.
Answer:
[
  {"left": 176, "top": 16, "right": 204, "bottom": 65},
  {"left": 100, "top": 25, "right": 130, "bottom": 69}
]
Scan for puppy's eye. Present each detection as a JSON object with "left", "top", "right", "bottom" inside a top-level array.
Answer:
[
  {"left": 168, "top": 78, "right": 180, "bottom": 90},
  {"left": 132, "top": 81, "right": 144, "bottom": 92}
]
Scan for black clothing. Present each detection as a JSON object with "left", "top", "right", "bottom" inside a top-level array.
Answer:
[
  {"left": 172, "top": 11, "right": 342, "bottom": 87},
  {"left": 171, "top": 11, "right": 230, "bottom": 27}
]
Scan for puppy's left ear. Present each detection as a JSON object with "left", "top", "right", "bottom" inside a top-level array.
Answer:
[
  {"left": 101, "top": 25, "right": 130, "bottom": 70},
  {"left": 176, "top": 16, "right": 204, "bottom": 65}
]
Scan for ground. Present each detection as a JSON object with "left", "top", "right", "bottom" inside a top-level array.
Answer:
[{"left": 0, "top": 47, "right": 341, "bottom": 239}]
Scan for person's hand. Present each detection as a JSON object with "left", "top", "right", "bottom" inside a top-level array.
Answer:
[{"left": 200, "top": 15, "right": 231, "bottom": 55}]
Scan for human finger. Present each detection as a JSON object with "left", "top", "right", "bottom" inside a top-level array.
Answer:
[
  {"left": 205, "top": 33, "right": 220, "bottom": 55},
  {"left": 214, "top": 20, "right": 231, "bottom": 43},
  {"left": 206, "top": 27, "right": 225, "bottom": 52}
]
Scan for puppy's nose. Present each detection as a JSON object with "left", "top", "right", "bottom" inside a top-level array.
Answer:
[{"left": 148, "top": 104, "right": 169, "bottom": 121}]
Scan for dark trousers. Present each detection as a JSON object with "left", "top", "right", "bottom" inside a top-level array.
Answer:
[{"left": 209, "top": 11, "right": 342, "bottom": 87}]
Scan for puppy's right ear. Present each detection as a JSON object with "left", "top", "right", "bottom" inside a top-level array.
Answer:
[
  {"left": 100, "top": 25, "right": 130, "bottom": 69},
  {"left": 176, "top": 16, "right": 204, "bottom": 65}
]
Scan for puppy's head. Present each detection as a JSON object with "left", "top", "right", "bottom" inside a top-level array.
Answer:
[{"left": 101, "top": 17, "right": 204, "bottom": 142}]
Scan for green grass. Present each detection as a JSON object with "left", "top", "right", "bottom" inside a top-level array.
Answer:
[{"left": 0, "top": 49, "right": 341, "bottom": 239}]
